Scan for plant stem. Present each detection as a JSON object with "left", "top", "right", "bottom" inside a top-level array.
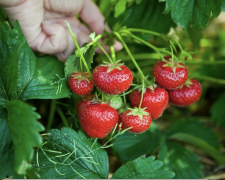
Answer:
[
  {"left": 114, "top": 32, "right": 145, "bottom": 79},
  {"left": 118, "top": 53, "right": 225, "bottom": 65},
  {"left": 110, "top": 45, "right": 116, "bottom": 63},
  {"left": 121, "top": 28, "right": 161, "bottom": 37},
  {"left": 139, "top": 79, "right": 145, "bottom": 110},
  {"left": 96, "top": 43, "right": 114, "bottom": 64},
  {"left": 47, "top": 99, "right": 57, "bottom": 132},
  {"left": 186, "top": 61, "right": 225, "bottom": 65},
  {"left": 195, "top": 75, "right": 225, "bottom": 85},
  {"left": 121, "top": 32, "right": 172, "bottom": 56},
  {"left": 65, "top": 21, "right": 92, "bottom": 76},
  {"left": 57, "top": 107, "right": 69, "bottom": 127},
  {"left": 123, "top": 93, "right": 126, "bottom": 105}
]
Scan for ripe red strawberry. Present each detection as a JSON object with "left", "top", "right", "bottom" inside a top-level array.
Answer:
[
  {"left": 119, "top": 108, "right": 152, "bottom": 133},
  {"left": 153, "top": 60, "right": 188, "bottom": 90},
  {"left": 79, "top": 102, "right": 119, "bottom": 138},
  {"left": 76, "top": 94, "right": 94, "bottom": 115},
  {"left": 93, "top": 63, "right": 133, "bottom": 95},
  {"left": 168, "top": 79, "right": 202, "bottom": 107},
  {"left": 130, "top": 86, "right": 168, "bottom": 120},
  {"left": 68, "top": 72, "right": 94, "bottom": 96}
]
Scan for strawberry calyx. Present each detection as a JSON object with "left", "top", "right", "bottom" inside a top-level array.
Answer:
[
  {"left": 100, "top": 60, "right": 124, "bottom": 73},
  {"left": 127, "top": 107, "right": 149, "bottom": 120},
  {"left": 178, "top": 79, "right": 193, "bottom": 89},
  {"left": 161, "top": 58, "right": 185, "bottom": 74},
  {"left": 133, "top": 78, "right": 157, "bottom": 93},
  {"left": 71, "top": 71, "right": 92, "bottom": 84}
]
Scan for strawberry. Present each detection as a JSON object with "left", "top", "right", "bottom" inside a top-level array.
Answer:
[
  {"left": 108, "top": 95, "right": 123, "bottom": 110},
  {"left": 93, "top": 62, "right": 133, "bottom": 95},
  {"left": 119, "top": 108, "right": 152, "bottom": 133},
  {"left": 130, "top": 86, "right": 168, "bottom": 120},
  {"left": 79, "top": 102, "right": 119, "bottom": 138},
  {"left": 153, "top": 59, "right": 188, "bottom": 90},
  {"left": 68, "top": 72, "right": 94, "bottom": 96},
  {"left": 168, "top": 79, "right": 202, "bottom": 107},
  {"left": 76, "top": 94, "right": 94, "bottom": 115}
]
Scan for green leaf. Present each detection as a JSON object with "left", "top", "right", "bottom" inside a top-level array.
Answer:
[
  {"left": 188, "top": 26, "right": 203, "bottom": 50},
  {"left": 0, "top": 108, "right": 22, "bottom": 178},
  {"left": 112, "top": 123, "right": 162, "bottom": 161},
  {"left": 165, "top": 119, "right": 224, "bottom": 164},
  {"left": 114, "top": 0, "right": 128, "bottom": 18},
  {"left": 222, "top": 0, "right": 225, "bottom": 11},
  {"left": 112, "top": 156, "right": 175, "bottom": 179},
  {"left": 32, "top": 128, "right": 109, "bottom": 179},
  {"left": 65, "top": 54, "right": 77, "bottom": 78},
  {"left": 109, "top": 0, "right": 176, "bottom": 37},
  {"left": 0, "top": 21, "right": 25, "bottom": 100},
  {"left": 211, "top": 92, "right": 225, "bottom": 129},
  {"left": 0, "top": 7, "right": 7, "bottom": 22},
  {"left": 65, "top": 45, "right": 96, "bottom": 78},
  {"left": 164, "top": 0, "right": 224, "bottom": 30},
  {"left": 159, "top": 140, "right": 203, "bottom": 178},
  {"left": 166, "top": 119, "right": 220, "bottom": 148},
  {"left": 6, "top": 100, "right": 44, "bottom": 175},
  {"left": 0, "top": 21, "right": 71, "bottom": 100},
  {"left": 19, "top": 56, "right": 70, "bottom": 100},
  {"left": 0, "top": 77, "right": 7, "bottom": 107}
]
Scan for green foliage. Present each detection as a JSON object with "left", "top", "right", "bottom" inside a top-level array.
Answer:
[
  {"left": 166, "top": 119, "right": 220, "bottom": 148},
  {"left": 159, "top": 140, "right": 203, "bottom": 178},
  {"left": 166, "top": 119, "right": 225, "bottom": 164},
  {"left": 0, "top": 21, "right": 71, "bottom": 177},
  {"left": 112, "top": 123, "right": 162, "bottom": 161},
  {"left": 112, "top": 156, "right": 175, "bottom": 179},
  {"left": 164, "top": 0, "right": 225, "bottom": 30},
  {"left": 19, "top": 56, "right": 70, "bottom": 100},
  {"left": 32, "top": 128, "right": 109, "bottom": 179},
  {"left": 7, "top": 100, "right": 44, "bottom": 174},
  {"left": 114, "top": 0, "right": 127, "bottom": 18},
  {"left": 65, "top": 45, "right": 96, "bottom": 78},
  {"left": 109, "top": 0, "right": 176, "bottom": 37},
  {"left": 0, "top": 7, "right": 7, "bottom": 22},
  {"left": 0, "top": 112, "right": 22, "bottom": 179},
  {"left": 211, "top": 92, "right": 225, "bottom": 129}
]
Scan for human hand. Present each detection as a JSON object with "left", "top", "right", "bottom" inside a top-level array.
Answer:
[{"left": 1, "top": 0, "right": 123, "bottom": 61}]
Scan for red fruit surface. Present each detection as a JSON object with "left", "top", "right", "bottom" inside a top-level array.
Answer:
[
  {"left": 119, "top": 110, "right": 152, "bottom": 133},
  {"left": 130, "top": 87, "right": 168, "bottom": 120},
  {"left": 79, "top": 103, "right": 119, "bottom": 138},
  {"left": 153, "top": 61, "right": 188, "bottom": 90},
  {"left": 168, "top": 79, "right": 202, "bottom": 107},
  {"left": 68, "top": 72, "right": 94, "bottom": 96},
  {"left": 93, "top": 64, "right": 133, "bottom": 95},
  {"left": 76, "top": 94, "right": 94, "bottom": 115}
]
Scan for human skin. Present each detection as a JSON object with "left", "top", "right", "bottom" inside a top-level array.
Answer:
[{"left": 0, "top": 0, "right": 123, "bottom": 61}]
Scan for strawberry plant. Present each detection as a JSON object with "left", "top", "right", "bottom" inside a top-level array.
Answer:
[{"left": 1, "top": 0, "right": 225, "bottom": 179}]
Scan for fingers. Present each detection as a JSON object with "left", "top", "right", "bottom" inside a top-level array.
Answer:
[
  {"left": 0, "top": 0, "right": 26, "bottom": 7},
  {"left": 29, "top": 22, "right": 68, "bottom": 54},
  {"left": 80, "top": 0, "right": 105, "bottom": 35},
  {"left": 56, "top": 30, "right": 91, "bottom": 62}
]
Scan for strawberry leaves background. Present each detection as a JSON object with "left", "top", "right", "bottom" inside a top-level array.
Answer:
[
  {"left": 32, "top": 128, "right": 109, "bottom": 179},
  {"left": 1, "top": 0, "right": 225, "bottom": 178},
  {"left": 163, "top": 0, "right": 225, "bottom": 30},
  {"left": 0, "top": 21, "right": 70, "bottom": 177}
]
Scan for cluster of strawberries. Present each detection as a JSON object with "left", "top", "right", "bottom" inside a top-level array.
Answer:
[{"left": 68, "top": 57, "right": 202, "bottom": 138}]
